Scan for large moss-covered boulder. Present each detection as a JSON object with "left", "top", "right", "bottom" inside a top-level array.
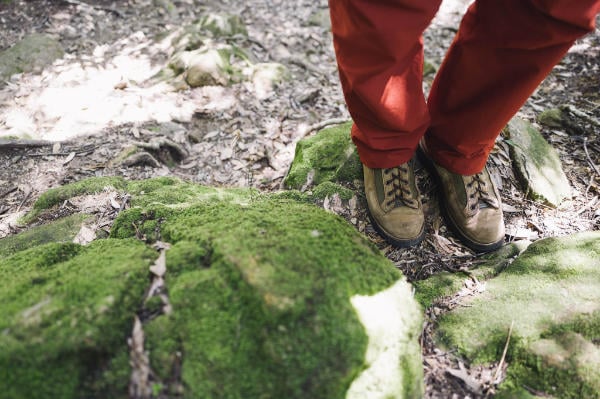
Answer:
[
  {"left": 0, "top": 239, "right": 155, "bottom": 399},
  {"left": 2, "top": 177, "right": 424, "bottom": 399},
  {"left": 0, "top": 33, "right": 63, "bottom": 84},
  {"left": 111, "top": 178, "right": 424, "bottom": 398},
  {"left": 434, "top": 232, "right": 600, "bottom": 398},
  {"left": 284, "top": 122, "right": 361, "bottom": 191},
  {"left": 504, "top": 117, "right": 571, "bottom": 207}
]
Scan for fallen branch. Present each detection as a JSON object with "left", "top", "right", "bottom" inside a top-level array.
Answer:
[
  {"left": 0, "top": 139, "right": 53, "bottom": 149},
  {"left": 285, "top": 55, "right": 324, "bottom": 76},
  {"left": 562, "top": 104, "right": 600, "bottom": 127},
  {"left": 299, "top": 117, "right": 350, "bottom": 138},
  {"left": 0, "top": 186, "right": 17, "bottom": 199},
  {"left": 484, "top": 320, "right": 514, "bottom": 399},
  {"left": 60, "top": 0, "right": 125, "bottom": 18},
  {"left": 583, "top": 137, "right": 600, "bottom": 176}
]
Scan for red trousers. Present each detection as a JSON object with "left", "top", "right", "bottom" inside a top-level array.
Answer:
[{"left": 330, "top": 0, "right": 600, "bottom": 174}]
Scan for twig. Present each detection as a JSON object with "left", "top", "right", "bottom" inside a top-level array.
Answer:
[
  {"left": 583, "top": 137, "right": 600, "bottom": 176},
  {"left": 562, "top": 104, "right": 600, "bottom": 127},
  {"left": 484, "top": 320, "right": 514, "bottom": 399},
  {"left": 0, "top": 185, "right": 17, "bottom": 199},
  {"left": 16, "top": 187, "right": 32, "bottom": 212},
  {"left": 285, "top": 55, "right": 325, "bottom": 76},
  {"left": 0, "top": 139, "right": 53, "bottom": 149},
  {"left": 576, "top": 195, "right": 598, "bottom": 216},
  {"left": 26, "top": 144, "right": 102, "bottom": 157},
  {"left": 60, "top": 0, "right": 125, "bottom": 18},
  {"left": 299, "top": 117, "right": 350, "bottom": 138}
]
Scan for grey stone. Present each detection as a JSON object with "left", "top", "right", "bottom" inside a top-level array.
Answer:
[
  {"left": 308, "top": 9, "right": 331, "bottom": 29},
  {"left": 505, "top": 117, "right": 571, "bottom": 207},
  {"left": 250, "top": 62, "right": 290, "bottom": 99},
  {"left": 0, "top": 34, "right": 63, "bottom": 84},
  {"left": 197, "top": 13, "right": 248, "bottom": 38}
]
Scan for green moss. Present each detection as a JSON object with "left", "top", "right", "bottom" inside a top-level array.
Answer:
[
  {"left": 0, "top": 34, "right": 64, "bottom": 83},
  {"left": 139, "top": 196, "right": 420, "bottom": 398},
  {"left": 6, "top": 177, "right": 423, "bottom": 397},
  {"left": 127, "top": 176, "right": 252, "bottom": 208},
  {"left": 0, "top": 214, "right": 91, "bottom": 256},
  {"left": 435, "top": 232, "right": 600, "bottom": 398},
  {"left": 413, "top": 272, "right": 468, "bottom": 309},
  {"left": 505, "top": 117, "right": 571, "bottom": 206},
  {"left": 0, "top": 239, "right": 155, "bottom": 399},
  {"left": 284, "top": 122, "right": 361, "bottom": 190},
  {"left": 423, "top": 60, "right": 436, "bottom": 77},
  {"left": 196, "top": 13, "right": 248, "bottom": 38},
  {"left": 537, "top": 108, "right": 564, "bottom": 128},
  {"left": 21, "top": 176, "right": 127, "bottom": 224},
  {"left": 311, "top": 181, "right": 355, "bottom": 201},
  {"left": 413, "top": 242, "right": 528, "bottom": 308}
]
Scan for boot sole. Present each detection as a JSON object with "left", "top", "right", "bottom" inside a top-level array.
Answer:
[
  {"left": 366, "top": 211, "right": 425, "bottom": 248},
  {"left": 417, "top": 146, "right": 504, "bottom": 253}
]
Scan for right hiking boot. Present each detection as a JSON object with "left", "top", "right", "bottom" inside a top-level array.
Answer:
[
  {"left": 363, "top": 161, "right": 425, "bottom": 247},
  {"left": 419, "top": 142, "right": 505, "bottom": 252}
]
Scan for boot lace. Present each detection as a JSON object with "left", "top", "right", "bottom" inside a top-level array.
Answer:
[
  {"left": 464, "top": 171, "right": 498, "bottom": 214},
  {"left": 383, "top": 164, "right": 419, "bottom": 209}
]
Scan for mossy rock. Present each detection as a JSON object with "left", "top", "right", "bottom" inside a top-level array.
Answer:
[
  {"left": 110, "top": 179, "right": 424, "bottom": 398},
  {"left": 0, "top": 213, "right": 91, "bottom": 256},
  {"left": 0, "top": 33, "right": 63, "bottom": 84},
  {"left": 284, "top": 122, "right": 361, "bottom": 190},
  {"left": 250, "top": 62, "right": 290, "bottom": 99},
  {"left": 0, "top": 239, "right": 156, "bottom": 399},
  {"left": 20, "top": 176, "right": 127, "bottom": 224},
  {"left": 413, "top": 241, "right": 530, "bottom": 308},
  {"left": 537, "top": 108, "right": 564, "bottom": 129},
  {"left": 9, "top": 176, "right": 424, "bottom": 398},
  {"left": 504, "top": 117, "right": 571, "bottom": 207},
  {"left": 311, "top": 181, "right": 355, "bottom": 201},
  {"left": 196, "top": 13, "right": 248, "bottom": 38},
  {"left": 537, "top": 106, "right": 586, "bottom": 136},
  {"left": 435, "top": 232, "right": 600, "bottom": 398}
]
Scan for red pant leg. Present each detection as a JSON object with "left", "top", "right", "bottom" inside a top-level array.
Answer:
[
  {"left": 426, "top": 0, "right": 600, "bottom": 175},
  {"left": 329, "top": 0, "right": 442, "bottom": 168}
]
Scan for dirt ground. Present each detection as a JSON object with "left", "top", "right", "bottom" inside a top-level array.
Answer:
[{"left": 1, "top": 1, "right": 599, "bottom": 397}]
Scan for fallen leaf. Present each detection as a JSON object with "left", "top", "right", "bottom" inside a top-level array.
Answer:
[
  {"left": 110, "top": 196, "right": 120, "bottom": 209},
  {"left": 63, "top": 151, "right": 76, "bottom": 165},
  {"left": 149, "top": 250, "right": 167, "bottom": 277},
  {"left": 446, "top": 362, "right": 483, "bottom": 394},
  {"left": 73, "top": 224, "right": 96, "bottom": 245}
]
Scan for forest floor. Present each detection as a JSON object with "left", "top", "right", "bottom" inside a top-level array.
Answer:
[{"left": 1, "top": 0, "right": 599, "bottom": 397}]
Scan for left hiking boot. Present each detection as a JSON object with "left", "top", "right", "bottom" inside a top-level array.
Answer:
[{"left": 420, "top": 144, "right": 505, "bottom": 252}]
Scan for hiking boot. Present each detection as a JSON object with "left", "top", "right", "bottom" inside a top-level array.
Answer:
[
  {"left": 363, "top": 161, "right": 425, "bottom": 247},
  {"left": 419, "top": 144, "right": 505, "bottom": 252}
]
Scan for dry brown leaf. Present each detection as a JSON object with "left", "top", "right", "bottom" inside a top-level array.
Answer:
[
  {"left": 446, "top": 362, "right": 483, "bottom": 394},
  {"left": 63, "top": 151, "right": 76, "bottom": 165},
  {"left": 149, "top": 250, "right": 166, "bottom": 277},
  {"left": 72, "top": 224, "right": 96, "bottom": 245}
]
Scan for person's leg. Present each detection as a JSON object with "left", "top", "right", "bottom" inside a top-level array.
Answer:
[
  {"left": 423, "top": 0, "right": 599, "bottom": 251},
  {"left": 426, "top": 0, "right": 600, "bottom": 175},
  {"left": 329, "top": 0, "right": 442, "bottom": 169},
  {"left": 329, "top": 0, "right": 442, "bottom": 247}
]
